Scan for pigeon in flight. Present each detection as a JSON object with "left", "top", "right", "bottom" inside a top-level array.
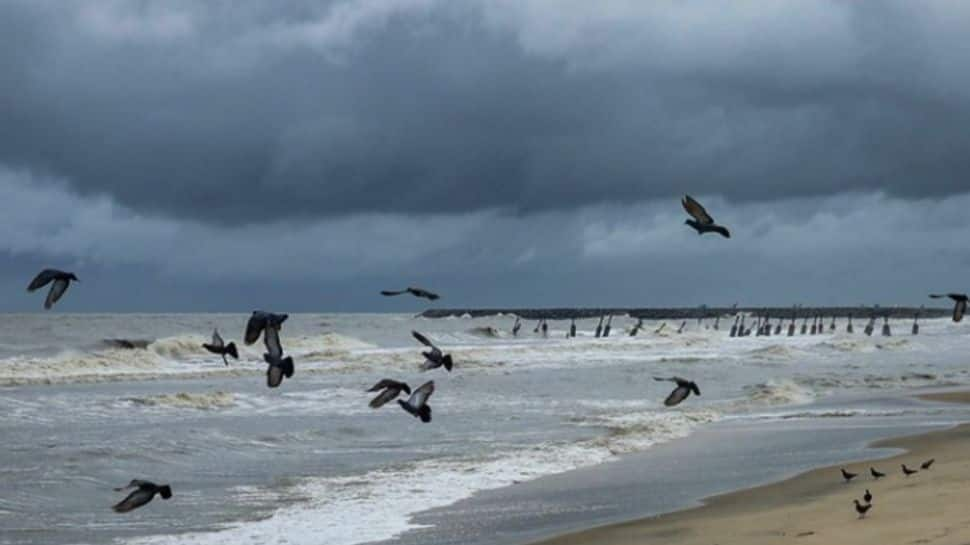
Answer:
[
  {"left": 112, "top": 480, "right": 172, "bottom": 513},
  {"left": 681, "top": 195, "right": 731, "bottom": 238},
  {"left": 381, "top": 287, "right": 440, "bottom": 301},
  {"left": 653, "top": 376, "right": 701, "bottom": 407},
  {"left": 367, "top": 379, "right": 412, "bottom": 409},
  {"left": 202, "top": 329, "right": 238, "bottom": 366},
  {"left": 27, "top": 269, "right": 79, "bottom": 310},
  {"left": 398, "top": 380, "right": 435, "bottom": 423},
  {"left": 929, "top": 293, "right": 968, "bottom": 322},
  {"left": 263, "top": 322, "right": 294, "bottom": 388},
  {"left": 412, "top": 331, "right": 453, "bottom": 372}
]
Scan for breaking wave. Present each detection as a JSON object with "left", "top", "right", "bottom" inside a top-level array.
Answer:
[{"left": 126, "top": 391, "right": 236, "bottom": 410}]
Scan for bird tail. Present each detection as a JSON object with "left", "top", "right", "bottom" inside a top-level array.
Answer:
[
  {"left": 159, "top": 486, "right": 173, "bottom": 499},
  {"left": 443, "top": 355, "right": 453, "bottom": 372},
  {"left": 225, "top": 342, "right": 238, "bottom": 360}
]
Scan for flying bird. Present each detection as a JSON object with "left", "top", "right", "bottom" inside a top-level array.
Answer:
[
  {"left": 653, "top": 376, "right": 701, "bottom": 407},
  {"left": 681, "top": 195, "right": 731, "bottom": 238},
  {"left": 202, "top": 329, "right": 238, "bottom": 366},
  {"left": 901, "top": 464, "right": 918, "bottom": 476},
  {"left": 412, "top": 331, "right": 453, "bottom": 372},
  {"left": 929, "top": 293, "right": 968, "bottom": 322},
  {"left": 853, "top": 499, "right": 872, "bottom": 519},
  {"left": 870, "top": 467, "right": 885, "bottom": 479},
  {"left": 398, "top": 380, "right": 435, "bottom": 423},
  {"left": 260, "top": 316, "right": 294, "bottom": 388},
  {"left": 112, "top": 480, "right": 172, "bottom": 513},
  {"left": 381, "top": 287, "right": 440, "bottom": 301},
  {"left": 921, "top": 458, "right": 935, "bottom": 470},
  {"left": 841, "top": 468, "right": 858, "bottom": 482},
  {"left": 367, "top": 379, "right": 412, "bottom": 409},
  {"left": 27, "top": 269, "right": 79, "bottom": 310},
  {"left": 244, "top": 311, "right": 289, "bottom": 345}
]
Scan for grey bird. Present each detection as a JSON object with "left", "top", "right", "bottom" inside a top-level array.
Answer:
[
  {"left": 381, "top": 287, "right": 440, "bottom": 301},
  {"left": 398, "top": 380, "right": 435, "bottom": 423},
  {"left": 367, "top": 379, "right": 412, "bottom": 409},
  {"left": 412, "top": 331, "right": 453, "bottom": 372},
  {"left": 27, "top": 269, "right": 79, "bottom": 310},
  {"left": 112, "top": 480, "right": 172, "bottom": 513},
  {"left": 261, "top": 317, "right": 294, "bottom": 388},
  {"left": 202, "top": 329, "right": 238, "bottom": 366},
  {"left": 653, "top": 376, "right": 701, "bottom": 407},
  {"left": 930, "top": 293, "right": 968, "bottom": 322},
  {"left": 681, "top": 195, "right": 731, "bottom": 238}
]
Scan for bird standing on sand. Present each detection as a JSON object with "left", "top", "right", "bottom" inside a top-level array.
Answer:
[
  {"left": 864, "top": 489, "right": 872, "bottom": 503},
  {"left": 112, "top": 480, "right": 172, "bottom": 513},
  {"left": 27, "top": 269, "right": 78, "bottom": 310},
  {"left": 854, "top": 499, "right": 872, "bottom": 519},
  {"left": 412, "top": 331, "right": 453, "bottom": 372},
  {"left": 398, "top": 380, "right": 435, "bottom": 423},
  {"left": 841, "top": 468, "right": 858, "bottom": 482},
  {"left": 367, "top": 379, "right": 411, "bottom": 409},
  {"left": 202, "top": 329, "right": 238, "bottom": 366},
  {"left": 930, "top": 293, "right": 968, "bottom": 322},
  {"left": 380, "top": 287, "right": 440, "bottom": 301},
  {"left": 921, "top": 458, "right": 935, "bottom": 470},
  {"left": 870, "top": 467, "right": 885, "bottom": 479},
  {"left": 681, "top": 195, "right": 731, "bottom": 238},
  {"left": 902, "top": 464, "right": 918, "bottom": 476},
  {"left": 653, "top": 376, "right": 701, "bottom": 407}
]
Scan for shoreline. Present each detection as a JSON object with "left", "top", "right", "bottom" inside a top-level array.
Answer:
[{"left": 529, "top": 390, "right": 970, "bottom": 545}]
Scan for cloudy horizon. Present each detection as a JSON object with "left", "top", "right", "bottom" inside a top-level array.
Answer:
[{"left": 2, "top": 1, "right": 969, "bottom": 312}]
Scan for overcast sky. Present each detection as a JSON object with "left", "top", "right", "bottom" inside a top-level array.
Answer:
[{"left": 2, "top": 0, "right": 969, "bottom": 312}]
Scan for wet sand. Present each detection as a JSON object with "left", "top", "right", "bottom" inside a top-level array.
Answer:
[{"left": 532, "top": 391, "right": 970, "bottom": 545}]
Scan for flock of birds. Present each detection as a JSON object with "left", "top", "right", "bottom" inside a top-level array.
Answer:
[
  {"left": 842, "top": 458, "right": 936, "bottom": 519},
  {"left": 19, "top": 194, "right": 965, "bottom": 517}
]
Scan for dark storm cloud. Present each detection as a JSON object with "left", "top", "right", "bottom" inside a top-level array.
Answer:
[{"left": 1, "top": 1, "right": 970, "bottom": 225}]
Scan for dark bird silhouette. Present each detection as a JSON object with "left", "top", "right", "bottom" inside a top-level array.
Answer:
[
  {"left": 533, "top": 320, "right": 542, "bottom": 334},
  {"left": 930, "top": 293, "right": 968, "bottom": 322},
  {"left": 259, "top": 315, "right": 293, "bottom": 388},
  {"left": 870, "top": 467, "right": 885, "bottom": 479},
  {"left": 380, "top": 287, "right": 440, "bottom": 301},
  {"left": 541, "top": 319, "right": 548, "bottom": 338},
  {"left": 841, "top": 468, "right": 858, "bottom": 482},
  {"left": 398, "top": 380, "right": 435, "bottom": 423},
  {"left": 603, "top": 315, "right": 613, "bottom": 337},
  {"left": 367, "top": 379, "right": 412, "bottom": 409},
  {"left": 729, "top": 315, "right": 739, "bottom": 337},
  {"left": 412, "top": 331, "right": 453, "bottom": 372},
  {"left": 921, "top": 458, "right": 935, "bottom": 470},
  {"left": 912, "top": 307, "right": 922, "bottom": 335},
  {"left": 681, "top": 195, "right": 730, "bottom": 238},
  {"left": 512, "top": 317, "right": 521, "bottom": 337},
  {"left": 202, "top": 329, "right": 238, "bottom": 366},
  {"left": 847, "top": 313, "right": 854, "bottom": 334},
  {"left": 901, "top": 464, "right": 918, "bottom": 476},
  {"left": 653, "top": 376, "right": 701, "bottom": 407},
  {"left": 570, "top": 318, "right": 577, "bottom": 338},
  {"left": 112, "top": 480, "right": 172, "bottom": 513},
  {"left": 864, "top": 489, "right": 872, "bottom": 503},
  {"left": 854, "top": 499, "right": 872, "bottom": 519},
  {"left": 27, "top": 269, "right": 79, "bottom": 310},
  {"left": 677, "top": 320, "right": 687, "bottom": 334},
  {"left": 594, "top": 315, "right": 604, "bottom": 338},
  {"left": 629, "top": 318, "right": 643, "bottom": 337},
  {"left": 881, "top": 315, "right": 891, "bottom": 337}
]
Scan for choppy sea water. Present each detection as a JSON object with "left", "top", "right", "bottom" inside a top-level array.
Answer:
[{"left": 0, "top": 312, "right": 967, "bottom": 545}]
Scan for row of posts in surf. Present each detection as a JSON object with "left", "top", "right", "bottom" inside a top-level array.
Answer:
[{"left": 515, "top": 311, "right": 922, "bottom": 339}]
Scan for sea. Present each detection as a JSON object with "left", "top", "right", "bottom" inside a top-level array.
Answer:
[{"left": 2, "top": 312, "right": 969, "bottom": 545}]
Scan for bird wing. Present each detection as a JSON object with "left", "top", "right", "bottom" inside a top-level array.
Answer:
[
  {"left": 409, "top": 288, "right": 439, "bottom": 300},
  {"left": 681, "top": 195, "right": 714, "bottom": 225},
  {"left": 112, "top": 489, "right": 155, "bottom": 513},
  {"left": 367, "top": 379, "right": 396, "bottom": 392},
  {"left": 412, "top": 330, "right": 435, "bottom": 348},
  {"left": 45, "top": 278, "right": 70, "bottom": 309},
  {"left": 263, "top": 325, "right": 283, "bottom": 359},
  {"left": 211, "top": 329, "right": 224, "bottom": 348},
  {"left": 244, "top": 312, "right": 267, "bottom": 345},
  {"left": 407, "top": 381, "right": 435, "bottom": 408},
  {"left": 369, "top": 387, "right": 400, "bottom": 409},
  {"left": 27, "top": 269, "right": 59, "bottom": 292},
  {"left": 664, "top": 385, "right": 691, "bottom": 407},
  {"left": 653, "top": 376, "right": 674, "bottom": 383},
  {"left": 381, "top": 289, "right": 406, "bottom": 296}
]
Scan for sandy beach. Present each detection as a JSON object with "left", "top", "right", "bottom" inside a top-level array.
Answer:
[{"left": 534, "top": 391, "right": 970, "bottom": 545}]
